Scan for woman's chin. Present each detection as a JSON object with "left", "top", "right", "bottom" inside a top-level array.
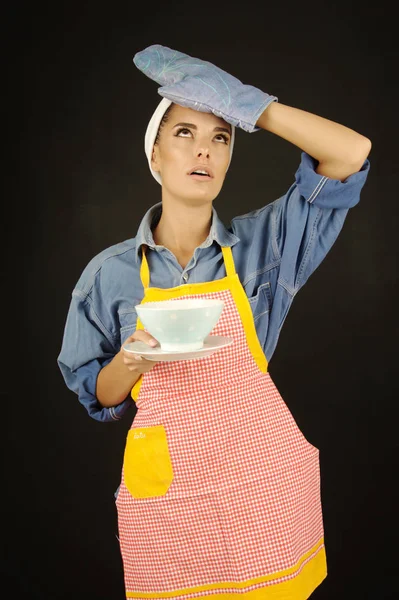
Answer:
[{"left": 166, "top": 189, "right": 219, "bottom": 204}]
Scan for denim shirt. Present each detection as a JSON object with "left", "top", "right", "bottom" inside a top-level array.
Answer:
[{"left": 57, "top": 152, "right": 370, "bottom": 423}]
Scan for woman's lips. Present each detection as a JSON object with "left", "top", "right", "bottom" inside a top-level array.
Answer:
[{"left": 188, "top": 174, "right": 212, "bottom": 181}]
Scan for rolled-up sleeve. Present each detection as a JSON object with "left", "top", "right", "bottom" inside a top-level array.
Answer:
[
  {"left": 57, "top": 289, "right": 133, "bottom": 423},
  {"left": 275, "top": 152, "right": 370, "bottom": 293},
  {"left": 294, "top": 151, "right": 370, "bottom": 209},
  {"left": 257, "top": 151, "right": 371, "bottom": 353}
]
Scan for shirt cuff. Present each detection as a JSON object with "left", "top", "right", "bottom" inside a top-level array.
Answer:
[
  {"left": 108, "top": 400, "right": 133, "bottom": 421},
  {"left": 294, "top": 152, "right": 370, "bottom": 209},
  {"left": 74, "top": 359, "right": 134, "bottom": 422}
]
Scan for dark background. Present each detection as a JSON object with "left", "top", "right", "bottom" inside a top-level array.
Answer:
[{"left": 5, "top": 1, "right": 398, "bottom": 599}]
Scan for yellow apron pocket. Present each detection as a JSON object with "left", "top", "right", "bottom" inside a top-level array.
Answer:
[{"left": 123, "top": 425, "right": 174, "bottom": 498}]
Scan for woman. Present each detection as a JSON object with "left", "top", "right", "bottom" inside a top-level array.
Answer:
[{"left": 58, "top": 45, "right": 371, "bottom": 599}]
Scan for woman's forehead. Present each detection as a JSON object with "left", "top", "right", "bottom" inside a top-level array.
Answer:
[{"left": 167, "top": 104, "right": 231, "bottom": 133}]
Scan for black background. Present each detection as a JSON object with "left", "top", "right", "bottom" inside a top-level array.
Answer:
[{"left": 5, "top": 1, "right": 398, "bottom": 599}]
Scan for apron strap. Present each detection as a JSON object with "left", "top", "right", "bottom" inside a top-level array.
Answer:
[
  {"left": 221, "top": 246, "right": 236, "bottom": 278},
  {"left": 140, "top": 245, "right": 150, "bottom": 289},
  {"left": 139, "top": 245, "right": 236, "bottom": 289}
]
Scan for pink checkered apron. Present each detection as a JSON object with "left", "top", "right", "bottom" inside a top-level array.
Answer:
[{"left": 116, "top": 245, "right": 327, "bottom": 600}]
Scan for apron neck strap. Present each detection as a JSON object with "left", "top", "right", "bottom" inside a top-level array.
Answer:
[
  {"left": 140, "top": 245, "right": 236, "bottom": 289},
  {"left": 221, "top": 246, "right": 236, "bottom": 278},
  {"left": 140, "top": 245, "right": 150, "bottom": 289}
]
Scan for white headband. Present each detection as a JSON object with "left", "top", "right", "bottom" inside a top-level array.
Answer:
[{"left": 144, "top": 97, "right": 235, "bottom": 185}]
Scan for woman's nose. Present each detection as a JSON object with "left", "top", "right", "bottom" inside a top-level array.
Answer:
[{"left": 196, "top": 146, "right": 210, "bottom": 159}]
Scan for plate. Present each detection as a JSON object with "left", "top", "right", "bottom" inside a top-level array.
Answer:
[{"left": 122, "top": 335, "right": 234, "bottom": 362}]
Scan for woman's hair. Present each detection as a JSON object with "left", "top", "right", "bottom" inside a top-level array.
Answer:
[{"left": 154, "top": 104, "right": 174, "bottom": 146}]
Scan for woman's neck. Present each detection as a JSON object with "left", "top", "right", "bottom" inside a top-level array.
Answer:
[{"left": 152, "top": 201, "right": 213, "bottom": 257}]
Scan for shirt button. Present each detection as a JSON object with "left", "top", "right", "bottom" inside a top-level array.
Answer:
[{"left": 183, "top": 273, "right": 188, "bottom": 282}]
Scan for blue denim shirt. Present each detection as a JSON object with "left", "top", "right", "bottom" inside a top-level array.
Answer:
[{"left": 57, "top": 152, "right": 370, "bottom": 423}]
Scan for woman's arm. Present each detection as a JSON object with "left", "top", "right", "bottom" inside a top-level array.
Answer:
[
  {"left": 133, "top": 44, "right": 371, "bottom": 180},
  {"left": 256, "top": 102, "right": 372, "bottom": 181},
  {"left": 96, "top": 330, "right": 160, "bottom": 407},
  {"left": 96, "top": 351, "right": 141, "bottom": 407}
]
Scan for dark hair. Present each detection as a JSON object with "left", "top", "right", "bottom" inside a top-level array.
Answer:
[{"left": 154, "top": 104, "right": 174, "bottom": 146}]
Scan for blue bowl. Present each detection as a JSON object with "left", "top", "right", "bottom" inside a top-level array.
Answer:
[{"left": 135, "top": 298, "right": 225, "bottom": 352}]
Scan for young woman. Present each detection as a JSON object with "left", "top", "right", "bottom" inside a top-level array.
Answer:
[{"left": 58, "top": 45, "right": 371, "bottom": 599}]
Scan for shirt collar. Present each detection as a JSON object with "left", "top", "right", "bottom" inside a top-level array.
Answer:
[{"left": 134, "top": 202, "right": 240, "bottom": 263}]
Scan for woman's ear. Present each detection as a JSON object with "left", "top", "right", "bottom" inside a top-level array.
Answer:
[{"left": 151, "top": 147, "right": 160, "bottom": 173}]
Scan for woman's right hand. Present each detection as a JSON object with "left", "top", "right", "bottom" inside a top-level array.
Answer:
[{"left": 121, "top": 330, "right": 160, "bottom": 374}]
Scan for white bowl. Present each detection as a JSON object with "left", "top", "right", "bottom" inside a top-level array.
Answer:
[{"left": 135, "top": 298, "right": 224, "bottom": 351}]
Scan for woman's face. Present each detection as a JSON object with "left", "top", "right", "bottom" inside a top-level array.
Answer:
[{"left": 151, "top": 104, "right": 232, "bottom": 203}]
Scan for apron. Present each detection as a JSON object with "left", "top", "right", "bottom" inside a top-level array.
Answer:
[{"left": 116, "top": 244, "right": 327, "bottom": 600}]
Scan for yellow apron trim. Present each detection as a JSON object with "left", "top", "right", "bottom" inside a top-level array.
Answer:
[
  {"left": 131, "top": 246, "right": 268, "bottom": 402},
  {"left": 131, "top": 375, "right": 143, "bottom": 401},
  {"left": 125, "top": 538, "right": 326, "bottom": 598},
  {"left": 123, "top": 425, "right": 174, "bottom": 498}
]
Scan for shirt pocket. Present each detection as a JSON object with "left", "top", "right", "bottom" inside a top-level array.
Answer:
[
  {"left": 247, "top": 281, "right": 273, "bottom": 325},
  {"left": 123, "top": 425, "right": 174, "bottom": 499},
  {"left": 118, "top": 307, "right": 138, "bottom": 342}
]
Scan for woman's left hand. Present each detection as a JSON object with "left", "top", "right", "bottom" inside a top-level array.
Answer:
[{"left": 133, "top": 44, "right": 278, "bottom": 133}]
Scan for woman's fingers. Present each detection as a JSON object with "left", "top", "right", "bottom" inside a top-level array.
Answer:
[
  {"left": 121, "top": 330, "right": 160, "bottom": 372},
  {"left": 131, "top": 330, "right": 159, "bottom": 347},
  {"left": 122, "top": 353, "right": 141, "bottom": 364}
]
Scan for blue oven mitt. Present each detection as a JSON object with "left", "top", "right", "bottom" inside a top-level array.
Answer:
[{"left": 133, "top": 44, "right": 278, "bottom": 133}]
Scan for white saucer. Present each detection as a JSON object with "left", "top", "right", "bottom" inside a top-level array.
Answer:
[{"left": 122, "top": 335, "right": 234, "bottom": 362}]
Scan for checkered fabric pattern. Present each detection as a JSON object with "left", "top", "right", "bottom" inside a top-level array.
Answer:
[{"left": 116, "top": 287, "right": 324, "bottom": 597}]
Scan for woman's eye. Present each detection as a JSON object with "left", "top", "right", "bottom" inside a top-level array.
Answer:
[
  {"left": 176, "top": 128, "right": 192, "bottom": 137},
  {"left": 175, "top": 129, "right": 229, "bottom": 144},
  {"left": 215, "top": 134, "right": 229, "bottom": 144}
]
